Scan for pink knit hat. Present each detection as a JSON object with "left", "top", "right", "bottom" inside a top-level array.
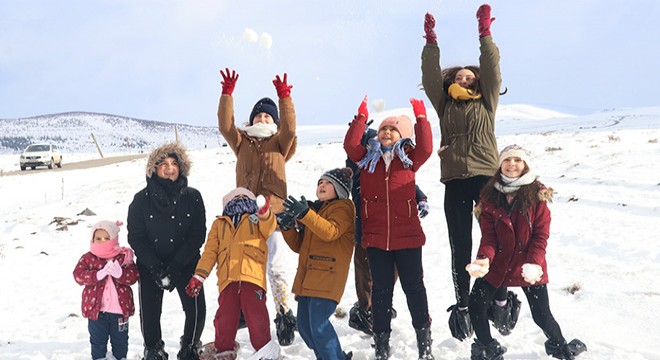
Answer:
[
  {"left": 378, "top": 115, "right": 413, "bottom": 139},
  {"left": 91, "top": 220, "right": 122, "bottom": 241},
  {"left": 222, "top": 187, "right": 256, "bottom": 208}
]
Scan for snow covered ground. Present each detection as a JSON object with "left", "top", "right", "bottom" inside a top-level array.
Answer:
[{"left": 1, "top": 106, "right": 659, "bottom": 359}]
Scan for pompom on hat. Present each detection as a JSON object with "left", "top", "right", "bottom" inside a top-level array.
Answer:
[
  {"left": 499, "top": 144, "right": 531, "bottom": 167},
  {"left": 222, "top": 187, "right": 256, "bottom": 208},
  {"left": 319, "top": 167, "right": 354, "bottom": 200},
  {"left": 378, "top": 115, "right": 413, "bottom": 139},
  {"left": 249, "top": 97, "right": 279, "bottom": 125}
]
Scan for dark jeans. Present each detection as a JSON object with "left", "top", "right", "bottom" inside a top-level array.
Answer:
[
  {"left": 444, "top": 175, "right": 490, "bottom": 307},
  {"left": 297, "top": 296, "right": 344, "bottom": 360},
  {"left": 367, "top": 247, "right": 430, "bottom": 333},
  {"left": 137, "top": 263, "right": 206, "bottom": 349},
  {"left": 469, "top": 278, "right": 566, "bottom": 344},
  {"left": 88, "top": 312, "right": 129, "bottom": 360}
]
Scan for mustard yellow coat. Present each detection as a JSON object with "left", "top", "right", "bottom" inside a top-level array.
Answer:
[
  {"left": 281, "top": 199, "right": 355, "bottom": 303},
  {"left": 195, "top": 211, "right": 276, "bottom": 293}
]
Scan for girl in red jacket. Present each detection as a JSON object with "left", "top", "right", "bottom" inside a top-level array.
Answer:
[
  {"left": 73, "top": 220, "right": 139, "bottom": 360},
  {"left": 344, "top": 97, "right": 434, "bottom": 360},
  {"left": 466, "top": 145, "right": 586, "bottom": 360}
]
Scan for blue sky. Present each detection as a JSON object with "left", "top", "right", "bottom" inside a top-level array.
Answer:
[{"left": 1, "top": 0, "right": 659, "bottom": 126}]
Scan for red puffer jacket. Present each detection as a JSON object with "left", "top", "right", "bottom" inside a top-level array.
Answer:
[{"left": 73, "top": 251, "right": 139, "bottom": 320}]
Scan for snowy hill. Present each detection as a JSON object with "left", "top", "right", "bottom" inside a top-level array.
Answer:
[{"left": 0, "top": 106, "right": 659, "bottom": 359}]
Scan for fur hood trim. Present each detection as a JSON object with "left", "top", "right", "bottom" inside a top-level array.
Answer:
[{"left": 146, "top": 142, "right": 191, "bottom": 178}]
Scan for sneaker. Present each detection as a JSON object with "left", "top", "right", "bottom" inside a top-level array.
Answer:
[
  {"left": 545, "top": 339, "right": 587, "bottom": 359},
  {"left": 274, "top": 305, "right": 297, "bottom": 346},
  {"left": 447, "top": 304, "right": 473, "bottom": 341},
  {"left": 348, "top": 303, "right": 373, "bottom": 335}
]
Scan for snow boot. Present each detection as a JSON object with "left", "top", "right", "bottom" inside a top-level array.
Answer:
[
  {"left": 177, "top": 337, "right": 202, "bottom": 360},
  {"left": 143, "top": 341, "right": 169, "bottom": 360},
  {"left": 470, "top": 338, "right": 506, "bottom": 360},
  {"left": 414, "top": 326, "right": 435, "bottom": 359},
  {"left": 545, "top": 338, "right": 587, "bottom": 359},
  {"left": 373, "top": 331, "right": 391, "bottom": 360},
  {"left": 488, "top": 291, "right": 521, "bottom": 336},
  {"left": 447, "top": 304, "right": 473, "bottom": 341},
  {"left": 344, "top": 351, "right": 353, "bottom": 359},
  {"left": 274, "top": 305, "right": 297, "bottom": 346},
  {"left": 348, "top": 303, "right": 373, "bottom": 335}
]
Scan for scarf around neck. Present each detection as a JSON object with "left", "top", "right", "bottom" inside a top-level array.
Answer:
[
  {"left": 356, "top": 137, "right": 415, "bottom": 174},
  {"left": 448, "top": 83, "right": 482, "bottom": 100},
  {"left": 223, "top": 197, "right": 259, "bottom": 227},
  {"left": 494, "top": 171, "right": 536, "bottom": 194},
  {"left": 244, "top": 122, "right": 278, "bottom": 138}
]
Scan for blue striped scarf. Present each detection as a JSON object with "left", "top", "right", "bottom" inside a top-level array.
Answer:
[{"left": 356, "top": 138, "right": 415, "bottom": 173}]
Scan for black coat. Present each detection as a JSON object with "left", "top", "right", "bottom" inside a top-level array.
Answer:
[{"left": 127, "top": 176, "right": 206, "bottom": 284}]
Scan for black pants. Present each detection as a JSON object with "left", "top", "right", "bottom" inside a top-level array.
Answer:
[
  {"left": 444, "top": 175, "right": 490, "bottom": 307},
  {"left": 137, "top": 263, "right": 206, "bottom": 349},
  {"left": 367, "top": 247, "right": 430, "bottom": 333},
  {"left": 469, "top": 278, "right": 566, "bottom": 344}
]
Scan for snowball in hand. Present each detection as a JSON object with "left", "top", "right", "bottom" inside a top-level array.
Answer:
[
  {"left": 256, "top": 195, "right": 266, "bottom": 208},
  {"left": 522, "top": 263, "right": 541, "bottom": 281}
]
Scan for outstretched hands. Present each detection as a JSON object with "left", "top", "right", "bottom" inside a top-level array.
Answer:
[
  {"left": 477, "top": 4, "right": 495, "bottom": 38},
  {"left": 273, "top": 73, "right": 293, "bottom": 98},
  {"left": 220, "top": 68, "right": 239, "bottom": 96},
  {"left": 410, "top": 98, "right": 427, "bottom": 120},
  {"left": 423, "top": 13, "right": 437, "bottom": 44},
  {"left": 356, "top": 96, "right": 369, "bottom": 123}
]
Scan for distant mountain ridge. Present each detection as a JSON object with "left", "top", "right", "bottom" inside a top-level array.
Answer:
[{"left": 0, "top": 112, "right": 221, "bottom": 153}]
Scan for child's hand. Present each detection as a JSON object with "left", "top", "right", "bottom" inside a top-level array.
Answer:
[
  {"left": 185, "top": 275, "right": 205, "bottom": 297},
  {"left": 283, "top": 195, "right": 310, "bottom": 219},
  {"left": 357, "top": 96, "right": 369, "bottom": 122},
  {"left": 522, "top": 263, "right": 543, "bottom": 284},
  {"left": 466, "top": 258, "right": 490, "bottom": 278},
  {"left": 276, "top": 212, "right": 296, "bottom": 231},
  {"left": 424, "top": 12, "right": 437, "bottom": 44},
  {"left": 417, "top": 200, "right": 430, "bottom": 218},
  {"left": 256, "top": 195, "right": 271, "bottom": 216},
  {"left": 410, "top": 98, "right": 427, "bottom": 120},
  {"left": 107, "top": 260, "right": 123, "bottom": 279},
  {"left": 273, "top": 73, "right": 293, "bottom": 98},
  {"left": 220, "top": 68, "right": 239, "bottom": 96}
]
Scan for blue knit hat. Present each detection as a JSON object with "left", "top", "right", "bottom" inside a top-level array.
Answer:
[{"left": 249, "top": 97, "right": 279, "bottom": 125}]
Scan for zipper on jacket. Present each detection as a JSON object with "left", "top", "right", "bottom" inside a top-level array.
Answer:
[{"left": 385, "top": 169, "right": 391, "bottom": 250}]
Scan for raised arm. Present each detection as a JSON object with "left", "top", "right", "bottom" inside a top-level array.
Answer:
[{"left": 217, "top": 68, "right": 242, "bottom": 154}]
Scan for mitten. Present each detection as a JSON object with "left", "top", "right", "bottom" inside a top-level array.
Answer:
[
  {"left": 155, "top": 268, "right": 175, "bottom": 291},
  {"left": 424, "top": 12, "right": 437, "bottom": 44},
  {"left": 410, "top": 98, "right": 427, "bottom": 120},
  {"left": 477, "top": 4, "right": 495, "bottom": 38},
  {"left": 107, "top": 260, "right": 123, "bottom": 279},
  {"left": 276, "top": 212, "right": 296, "bottom": 231},
  {"left": 283, "top": 195, "right": 310, "bottom": 219},
  {"left": 185, "top": 275, "right": 205, "bottom": 297},
  {"left": 466, "top": 258, "right": 490, "bottom": 278},
  {"left": 256, "top": 195, "right": 271, "bottom": 216},
  {"left": 522, "top": 263, "right": 543, "bottom": 284},
  {"left": 96, "top": 265, "right": 109, "bottom": 281},
  {"left": 220, "top": 68, "right": 239, "bottom": 96},
  {"left": 417, "top": 200, "right": 430, "bottom": 219},
  {"left": 356, "top": 96, "right": 369, "bottom": 122},
  {"left": 273, "top": 73, "right": 292, "bottom": 98}
]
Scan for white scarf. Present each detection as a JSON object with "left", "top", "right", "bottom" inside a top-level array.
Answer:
[
  {"left": 494, "top": 171, "right": 536, "bottom": 194},
  {"left": 243, "top": 122, "right": 278, "bottom": 138}
]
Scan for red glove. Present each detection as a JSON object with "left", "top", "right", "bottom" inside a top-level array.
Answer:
[
  {"left": 477, "top": 4, "right": 495, "bottom": 38},
  {"left": 220, "top": 68, "right": 239, "bottom": 96},
  {"left": 185, "top": 275, "right": 204, "bottom": 297},
  {"left": 410, "top": 98, "right": 427, "bottom": 120},
  {"left": 356, "top": 96, "right": 369, "bottom": 122},
  {"left": 424, "top": 13, "right": 437, "bottom": 44},
  {"left": 273, "top": 73, "right": 292, "bottom": 98},
  {"left": 256, "top": 195, "right": 271, "bottom": 216}
]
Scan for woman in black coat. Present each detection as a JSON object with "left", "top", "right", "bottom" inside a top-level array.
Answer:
[{"left": 128, "top": 142, "right": 207, "bottom": 360}]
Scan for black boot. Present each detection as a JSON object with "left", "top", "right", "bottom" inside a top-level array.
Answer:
[
  {"left": 348, "top": 303, "right": 373, "bottom": 335},
  {"left": 447, "top": 304, "right": 473, "bottom": 341},
  {"left": 344, "top": 351, "right": 353, "bottom": 359},
  {"left": 177, "top": 336, "right": 202, "bottom": 360},
  {"left": 545, "top": 338, "right": 587, "bottom": 359},
  {"left": 488, "top": 291, "right": 521, "bottom": 336},
  {"left": 414, "top": 327, "right": 435, "bottom": 360},
  {"left": 274, "top": 305, "right": 297, "bottom": 346},
  {"left": 470, "top": 338, "right": 506, "bottom": 360},
  {"left": 373, "top": 331, "right": 391, "bottom": 360},
  {"left": 143, "top": 341, "right": 169, "bottom": 360}
]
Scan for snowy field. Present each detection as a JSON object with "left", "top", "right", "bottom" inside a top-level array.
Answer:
[{"left": 1, "top": 107, "right": 659, "bottom": 359}]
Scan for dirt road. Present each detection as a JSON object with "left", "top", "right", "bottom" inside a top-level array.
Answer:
[{"left": 3, "top": 154, "right": 147, "bottom": 176}]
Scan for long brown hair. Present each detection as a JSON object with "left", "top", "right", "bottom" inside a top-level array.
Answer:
[
  {"left": 480, "top": 165, "right": 541, "bottom": 214},
  {"left": 441, "top": 65, "right": 481, "bottom": 94}
]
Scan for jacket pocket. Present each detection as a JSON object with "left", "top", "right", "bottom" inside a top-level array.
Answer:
[
  {"left": 241, "top": 245, "right": 266, "bottom": 279},
  {"left": 301, "top": 255, "right": 336, "bottom": 292}
]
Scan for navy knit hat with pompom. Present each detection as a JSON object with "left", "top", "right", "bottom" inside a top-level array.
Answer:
[
  {"left": 249, "top": 97, "right": 279, "bottom": 125},
  {"left": 319, "top": 167, "right": 353, "bottom": 200}
]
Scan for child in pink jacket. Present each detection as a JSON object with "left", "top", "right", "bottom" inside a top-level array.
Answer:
[{"left": 73, "top": 220, "right": 139, "bottom": 360}]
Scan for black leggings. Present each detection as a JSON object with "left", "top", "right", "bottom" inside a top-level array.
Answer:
[
  {"left": 367, "top": 247, "right": 430, "bottom": 333},
  {"left": 444, "top": 176, "right": 490, "bottom": 307},
  {"left": 469, "top": 278, "right": 566, "bottom": 344}
]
